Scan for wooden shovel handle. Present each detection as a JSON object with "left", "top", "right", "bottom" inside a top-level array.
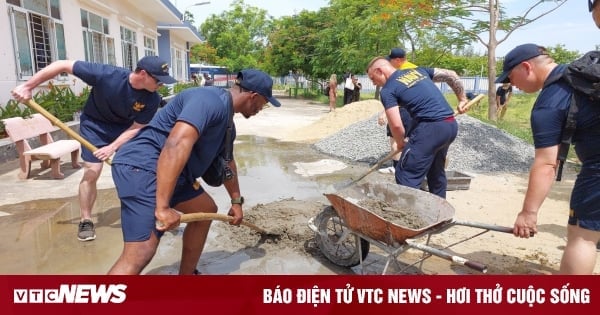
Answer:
[
  {"left": 25, "top": 99, "right": 112, "bottom": 165},
  {"left": 454, "top": 93, "right": 485, "bottom": 116},
  {"left": 179, "top": 212, "right": 269, "bottom": 235}
]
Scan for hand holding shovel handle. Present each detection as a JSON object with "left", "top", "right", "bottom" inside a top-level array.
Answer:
[
  {"left": 454, "top": 93, "right": 485, "bottom": 116},
  {"left": 25, "top": 99, "right": 112, "bottom": 164},
  {"left": 156, "top": 212, "right": 272, "bottom": 235}
]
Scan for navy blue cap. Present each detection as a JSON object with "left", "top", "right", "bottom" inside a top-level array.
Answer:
[
  {"left": 236, "top": 69, "right": 281, "bottom": 107},
  {"left": 386, "top": 47, "right": 406, "bottom": 61},
  {"left": 137, "top": 56, "right": 177, "bottom": 84},
  {"left": 496, "top": 43, "right": 546, "bottom": 83}
]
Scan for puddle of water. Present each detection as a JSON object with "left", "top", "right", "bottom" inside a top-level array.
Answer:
[{"left": 0, "top": 135, "right": 370, "bottom": 274}]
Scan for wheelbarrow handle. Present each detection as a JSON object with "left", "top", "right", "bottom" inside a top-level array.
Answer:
[
  {"left": 452, "top": 220, "right": 534, "bottom": 237},
  {"left": 406, "top": 240, "right": 488, "bottom": 273}
]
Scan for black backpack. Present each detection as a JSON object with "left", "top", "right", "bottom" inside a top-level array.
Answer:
[{"left": 556, "top": 50, "right": 600, "bottom": 181}]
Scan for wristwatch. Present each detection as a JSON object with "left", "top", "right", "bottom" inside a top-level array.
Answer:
[{"left": 231, "top": 196, "right": 244, "bottom": 205}]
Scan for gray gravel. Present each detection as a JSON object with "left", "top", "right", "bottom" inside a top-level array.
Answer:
[{"left": 314, "top": 114, "right": 534, "bottom": 174}]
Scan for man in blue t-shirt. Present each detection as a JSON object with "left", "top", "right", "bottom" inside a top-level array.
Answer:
[
  {"left": 107, "top": 69, "right": 281, "bottom": 275},
  {"left": 497, "top": 43, "right": 600, "bottom": 274},
  {"left": 366, "top": 57, "right": 468, "bottom": 198},
  {"left": 11, "top": 56, "right": 175, "bottom": 242}
]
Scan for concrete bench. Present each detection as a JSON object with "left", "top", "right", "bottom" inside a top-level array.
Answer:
[{"left": 2, "top": 113, "right": 81, "bottom": 179}]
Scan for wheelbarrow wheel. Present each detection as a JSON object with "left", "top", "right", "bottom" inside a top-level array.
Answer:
[{"left": 314, "top": 206, "right": 370, "bottom": 267}]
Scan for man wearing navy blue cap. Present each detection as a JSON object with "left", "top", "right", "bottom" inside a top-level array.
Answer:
[
  {"left": 11, "top": 55, "right": 175, "bottom": 242},
  {"left": 379, "top": 47, "right": 419, "bottom": 174},
  {"left": 497, "top": 43, "right": 600, "bottom": 274},
  {"left": 107, "top": 69, "right": 280, "bottom": 275},
  {"left": 366, "top": 56, "right": 468, "bottom": 199}
]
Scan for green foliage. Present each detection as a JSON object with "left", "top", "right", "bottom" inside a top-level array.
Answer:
[
  {"left": 546, "top": 44, "right": 583, "bottom": 64},
  {"left": 0, "top": 99, "right": 34, "bottom": 135},
  {"left": 32, "top": 84, "right": 88, "bottom": 123},
  {"left": 157, "top": 85, "right": 171, "bottom": 98},
  {"left": 172, "top": 82, "right": 196, "bottom": 94},
  {"left": 199, "top": 0, "right": 274, "bottom": 72}
]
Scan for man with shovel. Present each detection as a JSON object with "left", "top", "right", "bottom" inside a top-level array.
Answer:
[
  {"left": 107, "top": 69, "right": 280, "bottom": 275},
  {"left": 11, "top": 56, "right": 175, "bottom": 242},
  {"left": 366, "top": 57, "right": 468, "bottom": 198}
]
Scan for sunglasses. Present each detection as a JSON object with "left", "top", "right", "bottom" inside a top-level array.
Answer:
[{"left": 145, "top": 70, "right": 164, "bottom": 86}]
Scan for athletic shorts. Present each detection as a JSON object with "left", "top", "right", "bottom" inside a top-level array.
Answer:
[
  {"left": 79, "top": 114, "right": 129, "bottom": 163},
  {"left": 568, "top": 165, "right": 600, "bottom": 232},
  {"left": 111, "top": 164, "right": 204, "bottom": 242}
]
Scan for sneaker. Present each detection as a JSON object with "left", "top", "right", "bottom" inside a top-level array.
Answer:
[
  {"left": 78, "top": 219, "right": 96, "bottom": 241},
  {"left": 378, "top": 166, "right": 395, "bottom": 174}
]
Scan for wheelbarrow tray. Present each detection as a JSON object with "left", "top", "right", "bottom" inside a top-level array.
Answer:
[{"left": 323, "top": 181, "right": 455, "bottom": 246}]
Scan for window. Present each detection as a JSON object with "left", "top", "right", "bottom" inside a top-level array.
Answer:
[
  {"left": 170, "top": 47, "right": 185, "bottom": 81},
  {"left": 120, "top": 26, "right": 138, "bottom": 70},
  {"left": 8, "top": 1, "right": 66, "bottom": 79},
  {"left": 81, "top": 9, "right": 115, "bottom": 65},
  {"left": 144, "top": 36, "right": 156, "bottom": 57}
]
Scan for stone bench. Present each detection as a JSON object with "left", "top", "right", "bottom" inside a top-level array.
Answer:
[{"left": 2, "top": 114, "right": 81, "bottom": 179}]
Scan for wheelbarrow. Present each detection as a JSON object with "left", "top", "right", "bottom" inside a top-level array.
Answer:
[{"left": 308, "top": 181, "right": 516, "bottom": 274}]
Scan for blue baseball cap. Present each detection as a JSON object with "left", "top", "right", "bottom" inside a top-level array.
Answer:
[
  {"left": 137, "top": 56, "right": 177, "bottom": 84},
  {"left": 495, "top": 43, "right": 546, "bottom": 83},
  {"left": 386, "top": 47, "right": 406, "bottom": 61},
  {"left": 236, "top": 69, "right": 281, "bottom": 107}
]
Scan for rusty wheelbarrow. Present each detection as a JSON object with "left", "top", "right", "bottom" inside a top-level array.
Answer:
[{"left": 308, "top": 181, "right": 516, "bottom": 274}]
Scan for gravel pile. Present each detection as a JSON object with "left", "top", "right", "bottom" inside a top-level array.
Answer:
[{"left": 314, "top": 114, "right": 534, "bottom": 174}]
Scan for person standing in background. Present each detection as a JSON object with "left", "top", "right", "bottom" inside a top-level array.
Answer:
[
  {"left": 343, "top": 72, "right": 354, "bottom": 105},
  {"left": 352, "top": 76, "right": 362, "bottom": 102},
  {"left": 328, "top": 74, "right": 337, "bottom": 112},
  {"left": 495, "top": 82, "right": 513, "bottom": 120}
]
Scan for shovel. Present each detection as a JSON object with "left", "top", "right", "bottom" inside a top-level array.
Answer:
[
  {"left": 25, "top": 99, "right": 112, "bottom": 165},
  {"left": 338, "top": 148, "right": 402, "bottom": 189},
  {"left": 454, "top": 93, "right": 485, "bottom": 116},
  {"left": 157, "top": 212, "right": 277, "bottom": 236}
]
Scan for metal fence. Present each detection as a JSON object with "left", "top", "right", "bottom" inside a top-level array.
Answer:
[{"left": 274, "top": 75, "right": 514, "bottom": 95}]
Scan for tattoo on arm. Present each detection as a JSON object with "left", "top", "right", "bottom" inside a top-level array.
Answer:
[{"left": 432, "top": 68, "right": 465, "bottom": 99}]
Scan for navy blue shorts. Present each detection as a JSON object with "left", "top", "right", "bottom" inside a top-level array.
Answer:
[
  {"left": 79, "top": 114, "right": 129, "bottom": 163},
  {"left": 568, "top": 165, "right": 600, "bottom": 231},
  {"left": 111, "top": 164, "right": 204, "bottom": 242}
]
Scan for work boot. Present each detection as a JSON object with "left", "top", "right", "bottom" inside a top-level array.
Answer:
[{"left": 78, "top": 219, "right": 96, "bottom": 242}]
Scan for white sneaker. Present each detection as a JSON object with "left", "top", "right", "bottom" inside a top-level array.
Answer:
[{"left": 378, "top": 166, "right": 395, "bottom": 174}]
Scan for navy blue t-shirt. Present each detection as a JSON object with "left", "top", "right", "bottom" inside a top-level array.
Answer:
[
  {"left": 113, "top": 87, "right": 235, "bottom": 182},
  {"left": 379, "top": 67, "right": 454, "bottom": 121},
  {"left": 73, "top": 61, "right": 160, "bottom": 126},
  {"left": 532, "top": 64, "right": 600, "bottom": 162}
]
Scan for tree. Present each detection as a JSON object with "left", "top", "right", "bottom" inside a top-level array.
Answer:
[
  {"left": 377, "top": 0, "right": 567, "bottom": 120},
  {"left": 264, "top": 10, "right": 322, "bottom": 79},
  {"left": 189, "top": 43, "right": 219, "bottom": 65},
  {"left": 199, "top": 0, "right": 274, "bottom": 72}
]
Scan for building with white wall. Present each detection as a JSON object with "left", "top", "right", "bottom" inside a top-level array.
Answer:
[{"left": 0, "top": 0, "right": 203, "bottom": 106}]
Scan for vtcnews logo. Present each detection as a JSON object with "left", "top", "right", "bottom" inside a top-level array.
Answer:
[{"left": 13, "top": 284, "right": 127, "bottom": 304}]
